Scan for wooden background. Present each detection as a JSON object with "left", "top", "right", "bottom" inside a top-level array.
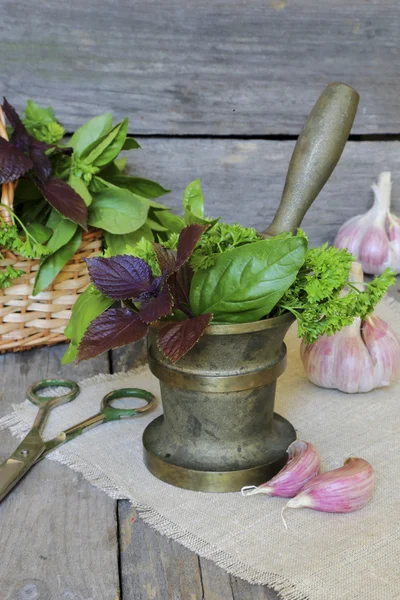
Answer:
[{"left": 1, "top": 1, "right": 400, "bottom": 599}]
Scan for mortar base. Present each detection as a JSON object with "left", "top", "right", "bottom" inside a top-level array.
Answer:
[{"left": 142, "top": 413, "right": 296, "bottom": 492}]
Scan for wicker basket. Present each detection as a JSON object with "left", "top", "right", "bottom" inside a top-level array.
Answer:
[{"left": 0, "top": 107, "right": 102, "bottom": 353}]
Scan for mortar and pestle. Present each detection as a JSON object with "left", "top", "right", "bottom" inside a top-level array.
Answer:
[{"left": 143, "top": 83, "right": 360, "bottom": 492}]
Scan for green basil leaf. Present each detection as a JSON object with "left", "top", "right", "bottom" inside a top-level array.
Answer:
[
  {"left": 99, "top": 158, "right": 127, "bottom": 179},
  {"left": 69, "top": 113, "right": 113, "bottom": 156},
  {"left": 25, "top": 223, "right": 52, "bottom": 244},
  {"left": 110, "top": 175, "right": 170, "bottom": 201},
  {"left": 24, "top": 99, "right": 56, "bottom": 125},
  {"left": 46, "top": 219, "right": 77, "bottom": 253},
  {"left": 190, "top": 236, "right": 307, "bottom": 321},
  {"left": 145, "top": 218, "right": 169, "bottom": 232},
  {"left": 114, "top": 158, "right": 127, "bottom": 172},
  {"left": 183, "top": 179, "right": 204, "bottom": 218},
  {"left": 104, "top": 227, "right": 154, "bottom": 255},
  {"left": 63, "top": 284, "right": 114, "bottom": 364},
  {"left": 154, "top": 209, "right": 185, "bottom": 233},
  {"left": 69, "top": 174, "right": 92, "bottom": 207},
  {"left": 46, "top": 209, "right": 62, "bottom": 229},
  {"left": 82, "top": 118, "right": 128, "bottom": 167},
  {"left": 122, "top": 137, "right": 140, "bottom": 150},
  {"left": 88, "top": 188, "right": 148, "bottom": 234},
  {"left": 33, "top": 229, "right": 82, "bottom": 295}
]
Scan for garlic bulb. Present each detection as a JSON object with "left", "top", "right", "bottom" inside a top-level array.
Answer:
[
  {"left": 301, "top": 262, "right": 400, "bottom": 393},
  {"left": 334, "top": 171, "right": 400, "bottom": 275},
  {"left": 284, "top": 457, "right": 375, "bottom": 513},
  {"left": 241, "top": 440, "right": 320, "bottom": 498}
]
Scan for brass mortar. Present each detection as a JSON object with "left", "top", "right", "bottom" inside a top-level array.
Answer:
[{"left": 143, "top": 82, "right": 360, "bottom": 492}]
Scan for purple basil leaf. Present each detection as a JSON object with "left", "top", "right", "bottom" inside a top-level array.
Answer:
[
  {"left": 78, "top": 307, "right": 148, "bottom": 362},
  {"left": 140, "top": 284, "right": 173, "bottom": 323},
  {"left": 168, "top": 263, "right": 193, "bottom": 312},
  {"left": 36, "top": 177, "right": 88, "bottom": 229},
  {"left": 2, "top": 98, "right": 29, "bottom": 149},
  {"left": 153, "top": 244, "right": 177, "bottom": 275},
  {"left": 157, "top": 312, "right": 213, "bottom": 363},
  {"left": 28, "top": 140, "right": 52, "bottom": 183},
  {"left": 85, "top": 255, "right": 153, "bottom": 299},
  {"left": 176, "top": 224, "right": 209, "bottom": 269},
  {"left": 0, "top": 137, "right": 33, "bottom": 183}
]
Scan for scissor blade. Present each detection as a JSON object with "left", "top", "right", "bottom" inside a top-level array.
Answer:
[{"left": 0, "top": 429, "right": 46, "bottom": 502}]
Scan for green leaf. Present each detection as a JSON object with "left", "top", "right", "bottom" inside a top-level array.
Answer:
[
  {"left": 69, "top": 113, "right": 113, "bottom": 156},
  {"left": 122, "top": 137, "right": 140, "bottom": 150},
  {"left": 63, "top": 284, "right": 114, "bottom": 364},
  {"left": 82, "top": 118, "right": 129, "bottom": 167},
  {"left": 145, "top": 218, "right": 169, "bottom": 232},
  {"left": 190, "top": 236, "right": 307, "bottom": 322},
  {"left": 153, "top": 210, "right": 185, "bottom": 233},
  {"left": 114, "top": 158, "right": 127, "bottom": 172},
  {"left": 46, "top": 209, "right": 62, "bottom": 229},
  {"left": 69, "top": 174, "right": 92, "bottom": 206},
  {"left": 25, "top": 223, "right": 52, "bottom": 244},
  {"left": 110, "top": 175, "right": 170, "bottom": 201},
  {"left": 33, "top": 229, "right": 82, "bottom": 295},
  {"left": 24, "top": 99, "right": 57, "bottom": 125},
  {"left": 88, "top": 188, "right": 148, "bottom": 234},
  {"left": 104, "top": 227, "right": 154, "bottom": 255},
  {"left": 183, "top": 179, "right": 204, "bottom": 218},
  {"left": 100, "top": 158, "right": 127, "bottom": 179},
  {"left": 46, "top": 219, "right": 77, "bottom": 253}
]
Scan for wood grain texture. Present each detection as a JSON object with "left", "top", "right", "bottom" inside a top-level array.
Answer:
[
  {"left": 125, "top": 138, "right": 400, "bottom": 246},
  {"left": 0, "top": 346, "right": 120, "bottom": 600},
  {"left": 2, "top": 0, "right": 399, "bottom": 135},
  {"left": 118, "top": 501, "right": 281, "bottom": 600}
]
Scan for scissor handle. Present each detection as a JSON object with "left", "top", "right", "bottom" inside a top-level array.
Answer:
[
  {"left": 27, "top": 379, "right": 80, "bottom": 406},
  {"left": 100, "top": 388, "right": 155, "bottom": 421}
]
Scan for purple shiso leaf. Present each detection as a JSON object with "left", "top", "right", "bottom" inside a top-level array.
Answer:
[
  {"left": 28, "top": 140, "right": 53, "bottom": 183},
  {"left": 175, "top": 224, "right": 209, "bottom": 269},
  {"left": 0, "top": 137, "right": 33, "bottom": 183},
  {"left": 77, "top": 307, "right": 148, "bottom": 362},
  {"left": 36, "top": 177, "right": 88, "bottom": 229},
  {"left": 153, "top": 244, "right": 177, "bottom": 275},
  {"left": 85, "top": 255, "right": 153, "bottom": 300},
  {"left": 2, "top": 97, "right": 29, "bottom": 148},
  {"left": 139, "top": 285, "right": 173, "bottom": 323},
  {"left": 157, "top": 312, "right": 213, "bottom": 363}
]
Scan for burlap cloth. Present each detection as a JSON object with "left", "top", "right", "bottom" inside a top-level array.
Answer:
[{"left": 1, "top": 298, "right": 400, "bottom": 600}]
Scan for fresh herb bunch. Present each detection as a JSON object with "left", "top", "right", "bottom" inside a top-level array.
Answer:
[
  {"left": 64, "top": 180, "right": 394, "bottom": 365},
  {"left": 0, "top": 99, "right": 171, "bottom": 294}
]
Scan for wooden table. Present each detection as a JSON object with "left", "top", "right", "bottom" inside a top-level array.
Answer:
[{"left": 1, "top": 1, "right": 400, "bottom": 598}]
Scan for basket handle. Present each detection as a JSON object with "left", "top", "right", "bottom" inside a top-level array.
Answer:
[
  {"left": 0, "top": 106, "right": 15, "bottom": 226},
  {"left": 261, "top": 82, "right": 359, "bottom": 237}
]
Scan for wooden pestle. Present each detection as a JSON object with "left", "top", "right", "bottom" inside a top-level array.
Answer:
[{"left": 261, "top": 82, "right": 359, "bottom": 238}]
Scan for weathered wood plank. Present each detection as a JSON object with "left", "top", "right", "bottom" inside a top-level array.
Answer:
[
  {"left": 0, "top": 345, "right": 120, "bottom": 600},
  {"left": 127, "top": 139, "right": 400, "bottom": 247},
  {"left": 118, "top": 501, "right": 281, "bottom": 600},
  {"left": 2, "top": 0, "right": 399, "bottom": 135}
]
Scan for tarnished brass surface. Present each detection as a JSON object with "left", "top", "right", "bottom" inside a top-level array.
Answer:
[
  {"left": 263, "top": 82, "right": 359, "bottom": 237},
  {"left": 143, "top": 413, "right": 295, "bottom": 492},
  {"left": 144, "top": 316, "right": 296, "bottom": 491},
  {"left": 148, "top": 348, "right": 286, "bottom": 392}
]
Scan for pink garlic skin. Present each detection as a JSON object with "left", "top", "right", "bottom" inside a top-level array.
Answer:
[
  {"left": 386, "top": 212, "right": 400, "bottom": 272},
  {"left": 301, "top": 319, "right": 375, "bottom": 393},
  {"left": 285, "top": 457, "right": 375, "bottom": 513},
  {"left": 361, "top": 315, "right": 400, "bottom": 386},
  {"left": 241, "top": 440, "right": 320, "bottom": 498}
]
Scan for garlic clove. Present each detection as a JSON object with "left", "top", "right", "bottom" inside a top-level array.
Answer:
[
  {"left": 386, "top": 212, "right": 400, "bottom": 272},
  {"left": 334, "top": 172, "right": 393, "bottom": 275},
  {"left": 361, "top": 315, "right": 400, "bottom": 387},
  {"left": 301, "top": 319, "right": 376, "bottom": 393},
  {"left": 284, "top": 457, "right": 375, "bottom": 513},
  {"left": 241, "top": 440, "right": 320, "bottom": 498}
]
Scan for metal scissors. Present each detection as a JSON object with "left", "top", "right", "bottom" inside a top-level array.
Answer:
[{"left": 0, "top": 379, "right": 155, "bottom": 502}]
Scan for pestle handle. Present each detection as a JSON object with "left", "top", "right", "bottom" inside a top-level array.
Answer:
[{"left": 262, "top": 82, "right": 359, "bottom": 237}]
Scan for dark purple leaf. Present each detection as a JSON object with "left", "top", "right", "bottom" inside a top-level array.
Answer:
[
  {"left": 140, "top": 284, "right": 173, "bottom": 323},
  {"left": 153, "top": 244, "right": 177, "bottom": 275},
  {"left": 176, "top": 224, "right": 208, "bottom": 269},
  {"left": 157, "top": 312, "right": 213, "bottom": 363},
  {"left": 78, "top": 307, "right": 148, "bottom": 362},
  {"left": 168, "top": 263, "right": 193, "bottom": 313},
  {"left": 36, "top": 177, "right": 88, "bottom": 229},
  {"left": 0, "top": 137, "right": 33, "bottom": 183},
  {"left": 85, "top": 255, "right": 153, "bottom": 300},
  {"left": 2, "top": 98, "right": 29, "bottom": 148}
]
